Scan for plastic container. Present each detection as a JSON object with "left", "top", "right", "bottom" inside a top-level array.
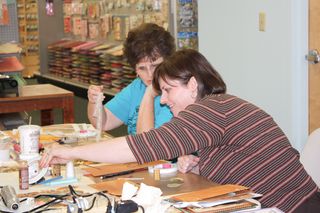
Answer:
[
  {"left": 148, "top": 163, "right": 178, "bottom": 176},
  {"left": 18, "top": 125, "right": 41, "bottom": 155}
]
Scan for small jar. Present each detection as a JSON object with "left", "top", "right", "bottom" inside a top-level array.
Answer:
[
  {"left": 18, "top": 160, "right": 29, "bottom": 190},
  {"left": 51, "top": 164, "right": 61, "bottom": 177}
]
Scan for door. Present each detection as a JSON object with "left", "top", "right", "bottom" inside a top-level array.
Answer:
[{"left": 308, "top": 0, "right": 320, "bottom": 133}]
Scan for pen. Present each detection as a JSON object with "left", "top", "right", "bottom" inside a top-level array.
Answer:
[
  {"left": 39, "top": 176, "right": 63, "bottom": 185},
  {"left": 117, "top": 177, "right": 144, "bottom": 181},
  {"left": 100, "top": 171, "right": 134, "bottom": 179}
]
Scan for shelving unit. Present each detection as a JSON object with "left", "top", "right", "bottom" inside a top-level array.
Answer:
[{"left": 16, "top": 0, "right": 40, "bottom": 77}]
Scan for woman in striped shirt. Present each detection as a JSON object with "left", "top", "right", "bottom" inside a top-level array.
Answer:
[{"left": 41, "top": 49, "right": 320, "bottom": 212}]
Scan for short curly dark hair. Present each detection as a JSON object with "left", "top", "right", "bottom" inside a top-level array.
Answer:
[{"left": 123, "top": 23, "right": 176, "bottom": 68}]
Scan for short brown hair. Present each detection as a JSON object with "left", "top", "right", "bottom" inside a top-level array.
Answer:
[
  {"left": 153, "top": 49, "right": 226, "bottom": 99},
  {"left": 123, "top": 23, "right": 176, "bottom": 68}
]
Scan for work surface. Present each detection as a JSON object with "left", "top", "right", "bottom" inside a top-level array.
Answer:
[
  {"left": 0, "top": 125, "right": 217, "bottom": 212},
  {"left": 0, "top": 124, "right": 270, "bottom": 213},
  {"left": 0, "top": 159, "right": 216, "bottom": 212}
]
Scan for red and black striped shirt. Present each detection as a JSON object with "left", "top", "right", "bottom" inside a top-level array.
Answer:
[{"left": 126, "top": 94, "right": 318, "bottom": 212}]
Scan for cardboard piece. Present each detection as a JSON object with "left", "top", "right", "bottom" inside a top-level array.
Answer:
[
  {"left": 83, "top": 160, "right": 166, "bottom": 177},
  {"left": 171, "top": 184, "right": 249, "bottom": 202}
]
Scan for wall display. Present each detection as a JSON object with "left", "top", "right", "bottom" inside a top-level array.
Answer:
[
  {"left": 45, "top": 0, "right": 198, "bottom": 94},
  {"left": 176, "top": 0, "right": 198, "bottom": 50},
  {"left": 16, "top": 0, "right": 39, "bottom": 77},
  {"left": 48, "top": 0, "right": 171, "bottom": 90},
  {"left": 63, "top": 0, "right": 169, "bottom": 42},
  {"left": 177, "top": 31, "right": 198, "bottom": 50},
  {"left": 0, "top": 0, "right": 19, "bottom": 44}
]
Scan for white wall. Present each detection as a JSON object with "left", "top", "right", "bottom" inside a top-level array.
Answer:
[{"left": 198, "top": 0, "right": 308, "bottom": 151}]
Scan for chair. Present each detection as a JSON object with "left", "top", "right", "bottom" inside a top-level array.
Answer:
[{"left": 300, "top": 128, "right": 320, "bottom": 187}]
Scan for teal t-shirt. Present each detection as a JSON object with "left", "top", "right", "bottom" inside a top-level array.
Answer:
[{"left": 105, "top": 78, "right": 173, "bottom": 135}]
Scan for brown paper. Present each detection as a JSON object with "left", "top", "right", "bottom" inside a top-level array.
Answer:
[
  {"left": 171, "top": 184, "right": 249, "bottom": 202},
  {"left": 83, "top": 160, "right": 167, "bottom": 177},
  {"left": 188, "top": 200, "right": 257, "bottom": 213}
]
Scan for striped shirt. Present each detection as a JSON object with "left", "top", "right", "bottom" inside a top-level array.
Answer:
[{"left": 126, "top": 94, "right": 318, "bottom": 212}]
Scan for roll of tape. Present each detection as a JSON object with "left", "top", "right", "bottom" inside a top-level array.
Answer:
[{"left": 148, "top": 163, "right": 178, "bottom": 175}]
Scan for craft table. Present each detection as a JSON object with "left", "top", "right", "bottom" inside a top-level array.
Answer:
[
  {"left": 0, "top": 84, "right": 74, "bottom": 125},
  {"left": 0, "top": 126, "right": 261, "bottom": 213},
  {"left": 0, "top": 163, "right": 216, "bottom": 212}
]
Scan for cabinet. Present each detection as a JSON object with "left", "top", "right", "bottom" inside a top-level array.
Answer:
[{"left": 16, "top": 0, "right": 40, "bottom": 77}]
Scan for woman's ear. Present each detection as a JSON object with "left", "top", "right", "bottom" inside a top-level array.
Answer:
[{"left": 187, "top": 76, "right": 198, "bottom": 91}]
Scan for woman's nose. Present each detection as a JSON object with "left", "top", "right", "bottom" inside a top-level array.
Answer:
[
  {"left": 147, "top": 68, "right": 154, "bottom": 77},
  {"left": 160, "top": 94, "right": 167, "bottom": 105}
]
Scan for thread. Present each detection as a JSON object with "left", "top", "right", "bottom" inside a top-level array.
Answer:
[{"left": 93, "top": 92, "right": 104, "bottom": 142}]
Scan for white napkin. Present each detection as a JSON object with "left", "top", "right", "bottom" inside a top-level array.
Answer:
[
  {"left": 121, "top": 182, "right": 171, "bottom": 213},
  {"left": 121, "top": 181, "right": 139, "bottom": 200},
  {"left": 132, "top": 183, "right": 170, "bottom": 213}
]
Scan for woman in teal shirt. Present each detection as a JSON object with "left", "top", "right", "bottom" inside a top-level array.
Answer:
[{"left": 87, "top": 23, "right": 175, "bottom": 134}]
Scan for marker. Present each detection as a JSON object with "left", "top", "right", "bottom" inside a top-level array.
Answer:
[
  {"left": 39, "top": 176, "right": 63, "bottom": 185},
  {"left": 44, "top": 177, "right": 78, "bottom": 186}
]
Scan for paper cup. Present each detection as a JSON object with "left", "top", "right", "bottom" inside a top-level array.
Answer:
[{"left": 18, "top": 125, "right": 41, "bottom": 155}]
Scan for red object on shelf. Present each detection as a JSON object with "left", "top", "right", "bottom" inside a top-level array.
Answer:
[{"left": 0, "top": 57, "right": 24, "bottom": 73}]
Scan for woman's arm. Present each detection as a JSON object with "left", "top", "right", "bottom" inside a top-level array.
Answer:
[
  {"left": 136, "top": 85, "right": 157, "bottom": 133},
  {"left": 87, "top": 85, "right": 123, "bottom": 130},
  {"left": 40, "top": 136, "right": 136, "bottom": 168}
]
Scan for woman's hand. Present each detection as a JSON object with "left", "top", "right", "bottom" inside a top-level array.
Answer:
[
  {"left": 177, "top": 155, "right": 200, "bottom": 174},
  {"left": 145, "top": 84, "right": 158, "bottom": 98},
  {"left": 40, "top": 144, "right": 73, "bottom": 168},
  {"left": 87, "top": 85, "right": 104, "bottom": 104}
]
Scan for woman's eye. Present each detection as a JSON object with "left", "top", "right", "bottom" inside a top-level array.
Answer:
[{"left": 137, "top": 67, "right": 146, "bottom": 71}]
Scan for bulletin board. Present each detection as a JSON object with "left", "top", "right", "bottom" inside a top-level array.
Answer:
[
  {"left": 63, "top": 0, "right": 170, "bottom": 42},
  {"left": 0, "top": 0, "right": 19, "bottom": 43}
]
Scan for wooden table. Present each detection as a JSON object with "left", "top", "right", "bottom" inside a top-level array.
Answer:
[{"left": 0, "top": 84, "right": 74, "bottom": 125}]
